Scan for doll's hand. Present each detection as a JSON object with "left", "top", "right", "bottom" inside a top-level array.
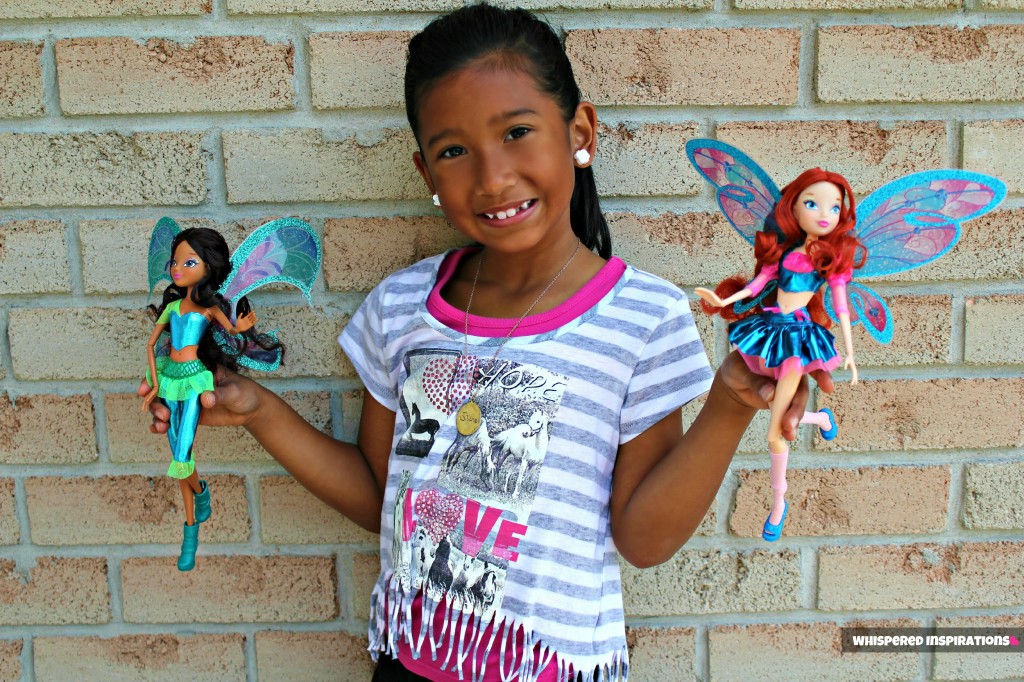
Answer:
[
  {"left": 137, "top": 368, "right": 262, "bottom": 432},
  {"left": 845, "top": 355, "right": 858, "bottom": 385},
  {"left": 719, "top": 351, "right": 835, "bottom": 441},
  {"left": 694, "top": 287, "right": 724, "bottom": 308},
  {"left": 235, "top": 311, "right": 257, "bottom": 333},
  {"left": 140, "top": 384, "right": 159, "bottom": 413}
]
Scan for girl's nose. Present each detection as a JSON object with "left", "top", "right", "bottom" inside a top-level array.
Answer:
[{"left": 476, "top": 150, "right": 515, "bottom": 196}]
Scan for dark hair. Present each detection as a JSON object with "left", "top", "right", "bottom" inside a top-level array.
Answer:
[
  {"left": 148, "top": 227, "right": 283, "bottom": 372},
  {"left": 405, "top": 3, "right": 611, "bottom": 258}
]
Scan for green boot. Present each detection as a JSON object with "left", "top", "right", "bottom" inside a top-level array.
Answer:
[
  {"left": 178, "top": 522, "right": 200, "bottom": 572},
  {"left": 194, "top": 480, "right": 212, "bottom": 524}
]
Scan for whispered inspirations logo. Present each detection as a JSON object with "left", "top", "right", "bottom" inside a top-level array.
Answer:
[{"left": 842, "top": 627, "right": 1024, "bottom": 653}]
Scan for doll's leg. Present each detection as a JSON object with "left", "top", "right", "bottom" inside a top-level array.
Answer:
[
  {"left": 800, "top": 409, "right": 838, "bottom": 440},
  {"left": 765, "top": 370, "right": 802, "bottom": 527}
]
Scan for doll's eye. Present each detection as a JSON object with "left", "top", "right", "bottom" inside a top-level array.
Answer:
[
  {"left": 830, "top": 205, "right": 841, "bottom": 215},
  {"left": 803, "top": 200, "right": 818, "bottom": 210},
  {"left": 184, "top": 258, "right": 199, "bottom": 268}
]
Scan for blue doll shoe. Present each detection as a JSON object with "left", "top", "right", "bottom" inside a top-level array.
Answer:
[
  {"left": 178, "top": 522, "right": 200, "bottom": 571},
  {"left": 762, "top": 501, "right": 788, "bottom": 542},
  {"left": 194, "top": 480, "right": 211, "bottom": 524},
  {"left": 819, "top": 407, "right": 838, "bottom": 441}
]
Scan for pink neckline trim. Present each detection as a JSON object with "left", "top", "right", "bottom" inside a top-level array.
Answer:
[
  {"left": 426, "top": 247, "right": 626, "bottom": 338},
  {"left": 783, "top": 251, "right": 815, "bottom": 273}
]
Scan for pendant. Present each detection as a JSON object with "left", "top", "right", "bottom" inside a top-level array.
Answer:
[{"left": 456, "top": 400, "right": 482, "bottom": 436}]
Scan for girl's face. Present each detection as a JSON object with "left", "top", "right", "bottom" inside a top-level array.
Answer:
[
  {"left": 793, "top": 181, "right": 843, "bottom": 239},
  {"left": 412, "top": 63, "right": 594, "bottom": 254},
  {"left": 169, "top": 240, "right": 207, "bottom": 289}
]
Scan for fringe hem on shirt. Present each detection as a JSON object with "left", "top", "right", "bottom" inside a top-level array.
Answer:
[{"left": 368, "top": 572, "right": 629, "bottom": 682}]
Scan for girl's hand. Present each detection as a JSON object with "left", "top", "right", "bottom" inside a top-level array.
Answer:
[
  {"left": 845, "top": 355, "right": 858, "bottom": 385},
  {"left": 137, "top": 367, "right": 262, "bottom": 433},
  {"left": 718, "top": 351, "right": 834, "bottom": 441},
  {"left": 694, "top": 287, "right": 724, "bottom": 308},
  {"left": 235, "top": 311, "right": 257, "bottom": 333}
]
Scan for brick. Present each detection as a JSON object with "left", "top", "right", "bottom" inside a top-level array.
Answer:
[
  {"left": 709, "top": 620, "right": 919, "bottom": 681},
  {"left": 738, "top": 0, "right": 955, "bottom": 7},
  {"left": 818, "top": 26, "right": 1024, "bottom": 103},
  {"left": 594, "top": 122, "right": 700, "bottom": 197},
  {"left": 518, "top": 0, "right": 710, "bottom": 6},
  {"left": 223, "top": 128, "right": 422, "bottom": 203},
  {"left": 253, "top": 306, "right": 349, "bottom": 378},
  {"left": 323, "top": 217, "right": 465, "bottom": 292},
  {"left": 621, "top": 549, "right": 801, "bottom": 615},
  {"left": 610, "top": 212, "right": 750, "bottom": 288},
  {"left": 818, "top": 378, "right": 1024, "bottom": 452},
  {"left": 341, "top": 390, "right": 363, "bottom": 443},
  {"left": 964, "top": 120, "right": 1024, "bottom": 194},
  {"left": 568, "top": 29, "right": 800, "bottom": 106},
  {"left": 256, "top": 631, "right": 374, "bottom": 682},
  {"left": 0, "top": 640, "right": 21, "bottom": 682},
  {"left": 0, "top": 557, "right": 109, "bottom": 625},
  {"left": 0, "top": 132, "right": 206, "bottom": 208},
  {"left": 965, "top": 295, "right": 1024, "bottom": 364},
  {"left": 229, "top": 0, "right": 458, "bottom": 13},
  {"left": 625, "top": 627, "right": 697, "bottom": 681},
  {"left": 26, "top": 475, "right": 249, "bottom": 545},
  {"left": 731, "top": 466, "right": 949, "bottom": 538},
  {"left": 34, "top": 634, "right": 245, "bottom": 681},
  {"left": 854, "top": 295, "right": 950, "bottom": 366},
  {"left": 684, "top": 395, "right": 773, "bottom": 455},
  {"left": 122, "top": 556, "right": 337, "bottom": 622},
  {"left": 310, "top": 32, "right": 411, "bottom": 110},
  {"left": 57, "top": 37, "right": 294, "bottom": 116},
  {"left": 933, "top": 615, "right": 1024, "bottom": 680},
  {"left": 963, "top": 462, "right": 1024, "bottom": 530},
  {"left": 819, "top": 542, "right": 1024, "bottom": 610},
  {"left": 0, "top": 221, "right": 71, "bottom": 293},
  {"left": 352, "top": 552, "right": 380, "bottom": 619},
  {"left": 10, "top": 307, "right": 150, "bottom": 380},
  {"left": 260, "top": 476, "right": 377, "bottom": 545},
  {"left": 936, "top": 208, "right": 1024, "bottom": 281},
  {"left": 0, "top": 480, "right": 16, "bottom": 545},
  {"left": 980, "top": 0, "right": 1023, "bottom": 6},
  {"left": 0, "top": 394, "right": 96, "bottom": 465},
  {"left": 717, "top": 121, "right": 946, "bottom": 197},
  {"left": 0, "top": 42, "right": 43, "bottom": 118},
  {"left": 107, "top": 391, "right": 330, "bottom": 464},
  {"left": 0, "top": 0, "right": 209, "bottom": 18}
]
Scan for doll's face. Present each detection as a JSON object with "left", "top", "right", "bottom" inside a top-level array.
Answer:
[
  {"left": 794, "top": 181, "right": 842, "bottom": 238},
  {"left": 169, "top": 240, "right": 207, "bottom": 289}
]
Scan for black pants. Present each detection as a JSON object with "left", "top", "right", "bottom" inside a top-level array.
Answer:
[{"left": 371, "top": 652, "right": 433, "bottom": 682}]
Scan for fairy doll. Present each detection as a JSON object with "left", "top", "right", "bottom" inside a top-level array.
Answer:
[
  {"left": 142, "top": 218, "right": 322, "bottom": 570},
  {"left": 686, "top": 139, "right": 1006, "bottom": 542}
]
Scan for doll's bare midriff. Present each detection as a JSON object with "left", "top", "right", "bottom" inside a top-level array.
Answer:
[{"left": 774, "top": 288, "right": 816, "bottom": 315}]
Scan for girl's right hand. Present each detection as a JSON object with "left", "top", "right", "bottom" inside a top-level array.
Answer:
[{"left": 137, "top": 368, "right": 262, "bottom": 433}]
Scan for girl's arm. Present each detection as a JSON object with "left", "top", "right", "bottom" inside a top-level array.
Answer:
[
  {"left": 609, "top": 352, "right": 830, "bottom": 567},
  {"left": 141, "top": 322, "right": 167, "bottom": 412},
  {"left": 139, "top": 371, "right": 394, "bottom": 531},
  {"left": 209, "top": 306, "right": 257, "bottom": 336}
]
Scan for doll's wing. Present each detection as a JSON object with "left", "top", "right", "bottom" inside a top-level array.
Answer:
[
  {"left": 685, "top": 139, "right": 781, "bottom": 245},
  {"left": 734, "top": 279, "right": 777, "bottom": 314},
  {"left": 147, "top": 217, "right": 182, "bottom": 299},
  {"left": 824, "top": 281, "right": 894, "bottom": 345},
  {"left": 212, "top": 327, "right": 283, "bottom": 372},
  {"left": 855, "top": 171, "right": 1006, "bottom": 278},
  {"left": 218, "top": 218, "right": 323, "bottom": 320}
]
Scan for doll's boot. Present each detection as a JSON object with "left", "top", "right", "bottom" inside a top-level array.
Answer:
[
  {"left": 178, "top": 522, "right": 200, "bottom": 572},
  {"left": 194, "top": 480, "right": 212, "bottom": 524}
]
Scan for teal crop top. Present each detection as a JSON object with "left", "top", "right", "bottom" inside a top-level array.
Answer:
[{"left": 157, "top": 300, "right": 211, "bottom": 350}]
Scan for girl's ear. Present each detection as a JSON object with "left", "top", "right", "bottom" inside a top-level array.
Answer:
[
  {"left": 412, "top": 151, "right": 435, "bottom": 195},
  {"left": 570, "top": 101, "right": 598, "bottom": 163}
]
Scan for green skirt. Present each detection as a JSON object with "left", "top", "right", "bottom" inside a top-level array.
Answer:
[{"left": 146, "top": 357, "right": 214, "bottom": 402}]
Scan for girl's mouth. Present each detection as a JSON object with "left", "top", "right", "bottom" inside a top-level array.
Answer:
[{"left": 480, "top": 199, "right": 536, "bottom": 224}]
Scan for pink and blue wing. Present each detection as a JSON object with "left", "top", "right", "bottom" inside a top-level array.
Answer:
[
  {"left": 825, "top": 282, "right": 894, "bottom": 345},
  {"left": 685, "top": 139, "right": 780, "bottom": 245},
  {"left": 855, "top": 170, "right": 1006, "bottom": 278},
  {"left": 147, "top": 216, "right": 182, "bottom": 299}
]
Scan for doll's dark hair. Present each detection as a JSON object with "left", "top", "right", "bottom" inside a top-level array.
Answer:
[
  {"left": 404, "top": 2, "right": 611, "bottom": 259},
  {"left": 148, "top": 227, "right": 284, "bottom": 372}
]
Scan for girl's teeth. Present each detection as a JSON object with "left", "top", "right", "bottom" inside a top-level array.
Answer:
[
  {"left": 485, "top": 201, "right": 531, "bottom": 220},
  {"left": 497, "top": 211, "right": 507, "bottom": 220}
]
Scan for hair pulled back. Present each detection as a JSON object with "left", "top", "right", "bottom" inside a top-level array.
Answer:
[
  {"left": 404, "top": 2, "right": 611, "bottom": 258},
  {"left": 148, "top": 227, "right": 284, "bottom": 372}
]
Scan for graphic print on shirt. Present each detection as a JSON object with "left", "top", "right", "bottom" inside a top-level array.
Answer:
[{"left": 392, "top": 348, "right": 567, "bottom": 620}]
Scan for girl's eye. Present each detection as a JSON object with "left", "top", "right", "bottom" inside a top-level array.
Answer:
[
  {"left": 803, "top": 200, "right": 818, "bottom": 210},
  {"left": 439, "top": 145, "right": 466, "bottom": 159},
  {"left": 506, "top": 126, "right": 530, "bottom": 141}
]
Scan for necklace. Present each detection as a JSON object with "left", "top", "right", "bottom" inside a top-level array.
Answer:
[{"left": 453, "top": 239, "right": 582, "bottom": 436}]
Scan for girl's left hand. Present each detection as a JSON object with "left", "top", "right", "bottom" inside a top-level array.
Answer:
[{"left": 718, "top": 351, "right": 834, "bottom": 441}]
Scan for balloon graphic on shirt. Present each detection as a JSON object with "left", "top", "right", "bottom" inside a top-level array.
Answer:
[
  {"left": 421, "top": 356, "right": 478, "bottom": 413},
  {"left": 415, "top": 488, "right": 465, "bottom": 542}
]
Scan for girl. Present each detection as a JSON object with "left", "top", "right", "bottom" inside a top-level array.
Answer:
[
  {"left": 695, "top": 169, "right": 864, "bottom": 542},
  {"left": 141, "top": 4, "right": 825, "bottom": 679},
  {"left": 143, "top": 227, "right": 280, "bottom": 571}
]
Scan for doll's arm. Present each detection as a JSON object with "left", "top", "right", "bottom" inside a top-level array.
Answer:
[
  {"left": 694, "top": 262, "right": 778, "bottom": 309},
  {"left": 210, "top": 306, "right": 257, "bottom": 335},
  {"left": 828, "top": 277, "right": 858, "bottom": 384},
  {"left": 142, "top": 322, "right": 167, "bottom": 412}
]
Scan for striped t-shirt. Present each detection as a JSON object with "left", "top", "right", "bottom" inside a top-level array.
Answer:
[{"left": 339, "top": 248, "right": 713, "bottom": 682}]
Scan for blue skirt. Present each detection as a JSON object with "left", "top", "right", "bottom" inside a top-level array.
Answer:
[{"left": 729, "top": 308, "right": 841, "bottom": 379}]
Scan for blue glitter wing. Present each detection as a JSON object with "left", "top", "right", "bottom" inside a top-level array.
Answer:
[
  {"left": 824, "top": 281, "right": 894, "bottom": 345},
  {"left": 212, "top": 327, "right": 284, "bottom": 372},
  {"left": 147, "top": 216, "right": 182, "bottom": 301},
  {"left": 855, "top": 170, "right": 1006, "bottom": 279},
  {"left": 685, "top": 139, "right": 781, "bottom": 246}
]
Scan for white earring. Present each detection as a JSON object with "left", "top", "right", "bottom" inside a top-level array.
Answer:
[
  {"left": 573, "top": 149, "right": 591, "bottom": 165},
  {"left": 432, "top": 194, "right": 441, "bottom": 207}
]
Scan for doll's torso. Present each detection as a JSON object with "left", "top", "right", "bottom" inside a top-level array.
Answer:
[
  {"left": 167, "top": 299, "right": 211, "bottom": 362},
  {"left": 774, "top": 250, "right": 824, "bottom": 314}
]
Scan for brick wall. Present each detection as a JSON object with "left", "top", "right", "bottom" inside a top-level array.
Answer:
[{"left": 1, "top": 1, "right": 1022, "bottom": 680}]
